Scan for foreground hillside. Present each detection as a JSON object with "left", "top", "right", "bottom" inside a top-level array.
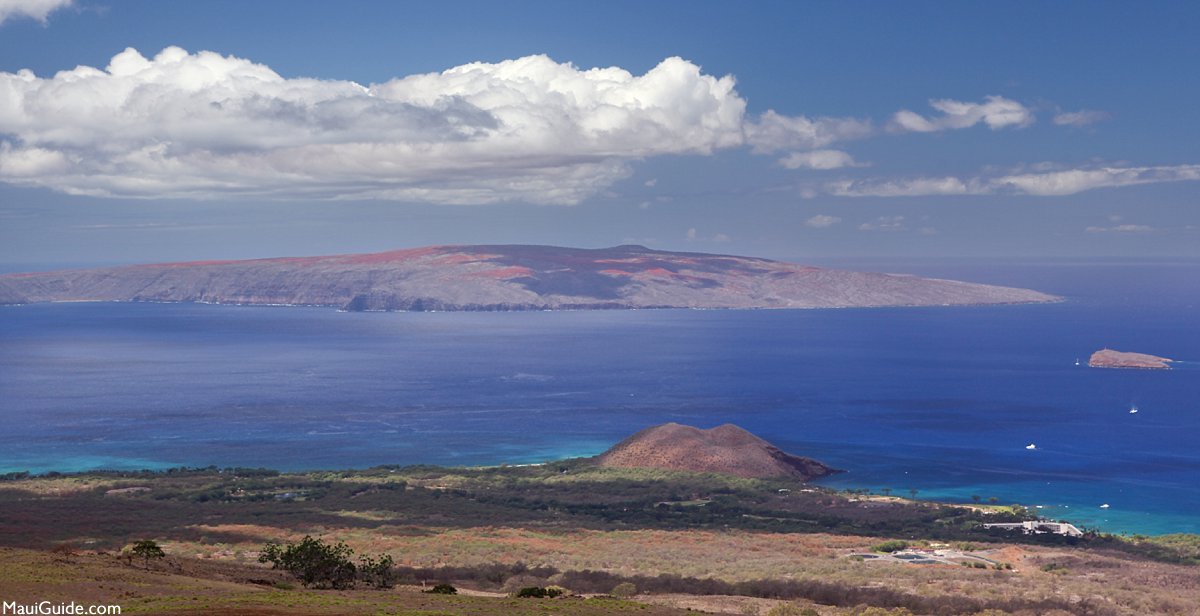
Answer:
[
  {"left": 0, "top": 546, "right": 699, "bottom": 616},
  {"left": 2, "top": 462, "right": 1198, "bottom": 615},
  {"left": 0, "top": 244, "right": 1058, "bottom": 311}
]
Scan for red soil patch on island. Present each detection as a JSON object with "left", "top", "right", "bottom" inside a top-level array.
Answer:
[
  {"left": 1088, "top": 348, "right": 1174, "bottom": 369},
  {"left": 466, "top": 266, "right": 534, "bottom": 279},
  {"left": 597, "top": 423, "right": 837, "bottom": 481}
]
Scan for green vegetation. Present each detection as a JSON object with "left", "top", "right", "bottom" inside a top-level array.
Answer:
[
  {"left": 426, "top": 583, "right": 458, "bottom": 594},
  {"left": 258, "top": 535, "right": 394, "bottom": 589},
  {"left": 611, "top": 581, "right": 638, "bottom": 597},
  {"left": 0, "top": 462, "right": 1192, "bottom": 561},
  {"left": 358, "top": 552, "right": 397, "bottom": 589},
  {"left": 259, "top": 535, "right": 358, "bottom": 589},
  {"left": 2, "top": 463, "right": 1199, "bottom": 615},
  {"left": 870, "top": 540, "right": 909, "bottom": 553},
  {"left": 128, "top": 539, "right": 165, "bottom": 567},
  {"left": 514, "top": 585, "right": 565, "bottom": 598},
  {"left": 1122, "top": 532, "right": 1200, "bottom": 565},
  {"left": 0, "top": 461, "right": 1053, "bottom": 544}
]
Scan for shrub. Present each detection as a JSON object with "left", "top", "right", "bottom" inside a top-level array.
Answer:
[
  {"left": 426, "top": 583, "right": 457, "bottom": 595},
  {"left": 258, "top": 536, "right": 357, "bottom": 589},
  {"left": 765, "top": 603, "right": 810, "bottom": 616},
  {"left": 852, "top": 608, "right": 914, "bottom": 616},
  {"left": 611, "top": 581, "right": 638, "bottom": 598},
  {"left": 502, "top": 573, "right": 547, "bottom": 593},
  {"left": 515, "top": 586, "right": 548, "bottom": 598},
  {"left": 871, "top": 540, "right": 910, "bottom": 553},
  {"left": 49, "top": 543, "right": 76, "bottom": 560},
  {"left": 544, "top": 585, "right": 570, "bottom": 598},
  {"left": 358, "top": 553, "right": 396, "bottom": 589}
]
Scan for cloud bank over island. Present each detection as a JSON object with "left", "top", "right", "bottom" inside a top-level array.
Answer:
[
  {"left": 0, "top": 46, "right": 1196, "bottom": 205},
  {"left": 0, "top": 49, "right": 748, "bottom": 204}
]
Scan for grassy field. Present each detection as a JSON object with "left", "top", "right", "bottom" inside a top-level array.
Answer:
[
  {"left": 0, "top": 547, "right": 712, "bottom": 615},
  {"left": 1, "top": 463, "right": 1198, "bottom": 615}
]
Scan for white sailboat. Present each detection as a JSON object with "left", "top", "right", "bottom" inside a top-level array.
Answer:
[{"left": 1130, "top": 405, "right": 1139, "bottom": 414}]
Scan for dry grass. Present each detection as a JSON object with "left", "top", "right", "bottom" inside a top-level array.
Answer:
[
  {"left": 3, "top": 470, "right": 1199, "bottom": 615},
  {"left": 0, "top": 547, "right": 705, "bottom": 615},
  {"left": 152, "top": 524, "right": 1200, "bottom": 615}
]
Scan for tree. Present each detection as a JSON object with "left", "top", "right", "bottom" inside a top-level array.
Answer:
[
  {"left": 358, "top": 553, "right": 395, "bottom": 589},
  {"left": 259, "top": 536, "right": 357, "bottom": 589},
  {"left": 130, "top": 540, "right": 165, "bottom": 568},
  {"left": 971, "top": 494, "right": 982, "bottom": 503}
]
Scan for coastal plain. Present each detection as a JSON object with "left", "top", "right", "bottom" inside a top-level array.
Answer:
[{"left": 2, "top": 461, "right": 1199, "bottom": 615}]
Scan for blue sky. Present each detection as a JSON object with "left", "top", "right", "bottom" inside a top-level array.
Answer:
[{"left": 1, "top": 0, "right": 1197, "bottom": 267}]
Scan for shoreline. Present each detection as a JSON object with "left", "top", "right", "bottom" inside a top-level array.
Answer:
[{"left": 4, "top": 458, "right": 1196, "bottom": 539}]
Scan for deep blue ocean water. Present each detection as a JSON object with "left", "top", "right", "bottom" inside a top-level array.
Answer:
[{"left": 1, "top": 260, "right": 1197, "bottom": 535}]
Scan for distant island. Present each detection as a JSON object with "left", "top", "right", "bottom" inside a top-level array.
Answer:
[
  {"left": 0, "top": 244, "right": 1058, "bottom": 311},
  {"left": 1088, "top": 348, "right": 1175, "bottom": 370},
  {"left": 596, "top": 422, "right": 838, "bottom": 481}
]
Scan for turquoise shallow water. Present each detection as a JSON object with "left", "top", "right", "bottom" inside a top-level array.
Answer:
[{"left": 0, "top": 261, "right": 1197, "bottom": 535}]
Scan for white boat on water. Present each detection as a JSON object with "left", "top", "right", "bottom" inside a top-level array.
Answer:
[
  {"left": 1130, "top": 405, "right": 1139, "bottom": 414},
  {"left": 1025, "top": 443, "right": 1037, "bottom": 450},
  {"left": 1100, "top": 503, "right": 1111, "bottom": 509}
]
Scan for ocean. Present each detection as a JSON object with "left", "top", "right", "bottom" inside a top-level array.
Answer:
[{"left": 1, "top": 260, "right": 1197, "bottom": 535}]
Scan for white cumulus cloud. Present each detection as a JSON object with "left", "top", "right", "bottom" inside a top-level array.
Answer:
[
  {"left": 858, "top": 215, "right": 906, "bottom": 231},
  {"left": 804, "top": 214, "right": 842, "bottom": 228},
  {"left": 778, "top": 149, "right": 864, "bottom": 170},
  {"left": 888, "top": 96, "right": 1034, "bottom": 133},
  {"left": 0, "top": 0, "right": 71, "bottom": 25},
  {"left": 1054, "top": 109, "right": 1111, "bottom": 127},
  {"left": 0, "top": 48, "right": 752, "bottom": 204},
  {"left": 825, "top": 164, "right": 1200, "bottom": 198},
  {"left": 745, "top": 110, "right": 872, "bottom": 153},
  {"left": 829, "top": 176, "right": 973, "bottom": 197}
]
